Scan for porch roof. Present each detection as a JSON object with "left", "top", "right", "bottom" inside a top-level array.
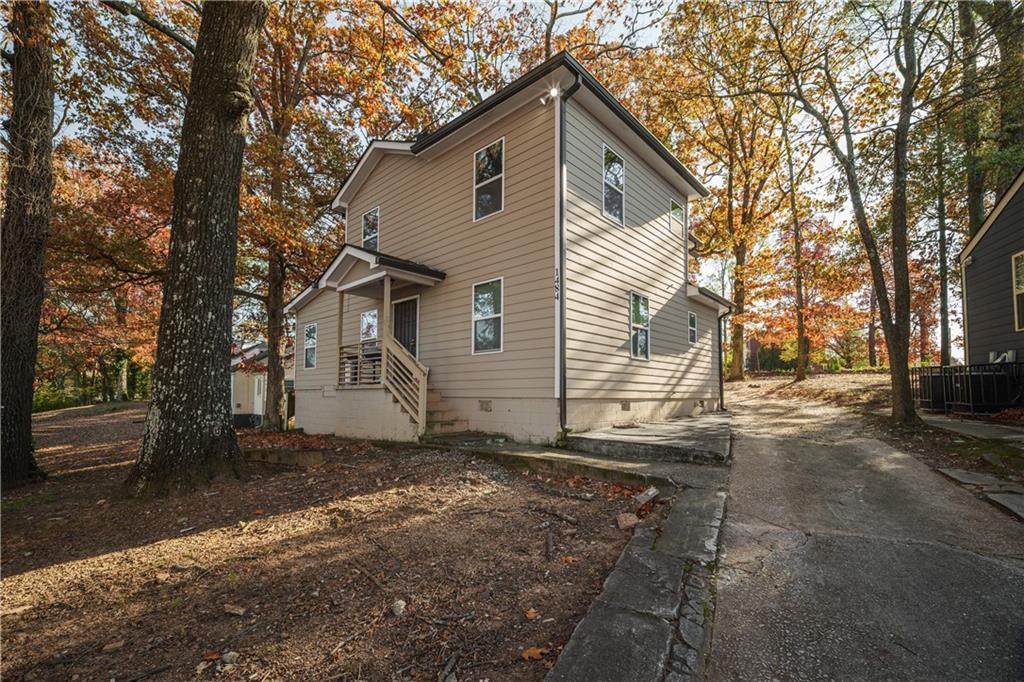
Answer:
[{"left": 284, "top": 244, "right": 446, "bottom": 313}]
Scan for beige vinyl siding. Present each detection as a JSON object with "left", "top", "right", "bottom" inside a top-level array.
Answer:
[
  {"left": 343, "top": 100, "right": 557, "bottom": 400},
  {"left": 564, "top": 99, "right": 716, "bottom": 401},
  {"left": 294, "top": 289, "right": 341, "bottom": 391}
]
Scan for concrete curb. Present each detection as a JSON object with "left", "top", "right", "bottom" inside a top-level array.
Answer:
[{"left": 546, "top": 487, "right": 727, "bottom": 681}]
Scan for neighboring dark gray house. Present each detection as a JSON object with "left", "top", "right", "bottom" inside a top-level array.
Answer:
[{"left": 960, "top": 168, "right": 1024, "bottom": 365}]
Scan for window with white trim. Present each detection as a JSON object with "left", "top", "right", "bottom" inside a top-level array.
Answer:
[
  {"left": 688, "top": 311, "right": 698, "bottom": 344},
  {"left": 472, "top": 278, "right": 503, "bottom": 353},
  {"left": 474, "top": 139, "right": 504, "bottom": 220},
  {"left": 630, "top": 291, "right": 650, "bottom": 359},
  {"left": 671, "top": 199, "right": 688, "bottom": 238},
  {"left": 362, "top": 207, "right": 379, "bottom": 251},
  {"left": 303, "top": 323, "right": 317, "bottom": 369},
  {"left": 603, "top": 144, "right": 625, "bottom": 225},
  {"left": 360, "top": 310, "right": 378, "bottom": 341},
  {"left": 1014, "top": 251, "right": 1024, "bottom": 331}
]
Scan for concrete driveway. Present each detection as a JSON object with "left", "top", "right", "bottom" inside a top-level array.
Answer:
[{"left": 710, "top": 397, "right": 1024, "bottom": 680}]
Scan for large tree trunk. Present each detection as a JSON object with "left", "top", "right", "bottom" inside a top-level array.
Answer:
[
  {"left": 782, "top": 119, "right": 808, "bottom": 381},
  {"left": 886, "top": 0, "right": 918, "bottom": 423},
  {"left": 728, "top": 242, "right": 746, "bottom": 381},
  {"left": 976, "top": 2, "right": 1024, "bottom": 192},
  {"left": 127, "top": 0, "right": 268, "bottom": 496},
  {"left": 263, "top": 248, "right": 286, "bottom": 430},
  {"left": 1, "top": 1, "right": 54, "bottom": 489},
  {"left": 868, "top": 288, "right": 877, "bottom": 367},
  {"left": 958, "top": 2, "right": 985, "bottom": 235},
  {"left": 936, "top": 127, "right": 951, "bottom": 366}
]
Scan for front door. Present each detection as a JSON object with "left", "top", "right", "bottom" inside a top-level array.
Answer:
[{"left": 393, "top": 297, "right": 419, "bottom": 357}]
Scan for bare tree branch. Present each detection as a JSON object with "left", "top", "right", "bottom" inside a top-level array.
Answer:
[{"left": 99, "top": 0, "right": 196, "bottom": 54}]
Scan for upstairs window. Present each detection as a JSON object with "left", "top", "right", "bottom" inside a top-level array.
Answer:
[
  {"left": 472, "top": 278, "right": 503, "bottom": 353},
  {"left": 474, "top": 139, "right": 504, "bottom": 220},
  {"left": 603, "top": 144, "right": 625, "bottom": 225},
  {"left": 362, "top": 207, "right": 379, "bottom": 251},
  {"left": 688, "top": 311, "right": 698, "bottom": 343},
  {"left": 1014, "top": 251, "right": 1024, "bottom": 331},
  {"left": 303, "top": 323, "right": 317, "bottom": 369},
  {"left": 629, "top": 291, "right": 650, "bottom": 359},
  {"left": 671, "top": 199, "right": 688, "bottom": 238},
  {"left": 360, "top": 310, "right": 378, "bottom": 341}
]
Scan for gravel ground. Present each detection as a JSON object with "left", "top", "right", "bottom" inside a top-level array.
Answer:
[{"left": 2, "top": 404, "right": 646, "bottom": 681}]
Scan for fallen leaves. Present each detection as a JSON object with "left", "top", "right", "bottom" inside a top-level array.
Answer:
[
  {"left": 525, "top": 607, "right": 540, "bottom": 620},
  {"left": 223, "top": 603, "right": 246, "bottom": 617},
  {"left": 560, "top": 555, "right": 580, "bottom": 565},
  {"left": 521, "top": 646, "right": 550, "bottom": 661}
]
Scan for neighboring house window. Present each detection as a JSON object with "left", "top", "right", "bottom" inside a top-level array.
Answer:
[
  {"left": 362, "top": 207, "right": 379, "bottom": 251},
  {"left": 671, "top": 199, "right": 688, "bottom": 238},
  {"left": 360, "top": 310, "right": 378, "bottom": 341},
  {"left": 472, "top": 277, "right": 503, "bottom": 353},
  {"left": 474, "top": 138, "right": 504, "bottom": 220},
  {"left": 630, "top": 291, "right": 650, "bottom": 359},
  {"left": 688, "top": 311, "right": 698, "bottom": 344},
  {"left": 603, "top": 144, "right": 625, "bottom": 225},
  {"left": 303, "top": 323, "right": 317, "bottom": 369},
  {"left": 1014, "top": 251, "right": 1024, "bottom": 331}
]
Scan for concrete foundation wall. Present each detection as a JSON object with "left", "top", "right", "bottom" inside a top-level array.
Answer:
[
  {"left": 294, "top": 388, "right": 338, "bottom": 435},
  {"left": 567, "top": 396, "right": 721, "bottom": 434},
  {"left": 336, "top": 388, "right": 419, "bottom": 441},
  {"left": 442, "top": 397, "right": 560, "bottom": 444}
]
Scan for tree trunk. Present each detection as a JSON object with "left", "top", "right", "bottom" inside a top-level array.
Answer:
[
  {"left": 127, "top": 0, "right": 268, "bottom": 496},
  {"left": 937, "top": 126, "right": 951, "bottom": 366},
  {"left": 263, "top": 249, "right": 286, "bottom": 430},
  {"left": 886, "top": 0, "right": 918, "bottom": 423},
  {"left": 781, "top": 119, "right": 807, "bottom": 381},
  {"left": 1, "top": 1, "right": 54, "bottom": 489},
  {"left": 868, "top": 288, "right": 876, "bottom": 368},
  {"left": 976, "top": 2, "right": 1024, "bottom": 192},
  {"left": 958, "top": 2, "right": 985, "bottom": 235},
  {"left": 728, "top": 242, "right": 746, "bottom": 381}
]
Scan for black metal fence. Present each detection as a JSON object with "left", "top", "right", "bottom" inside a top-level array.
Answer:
[{"left": 912, "top": 362, "right": 1024, "bottom": 415}]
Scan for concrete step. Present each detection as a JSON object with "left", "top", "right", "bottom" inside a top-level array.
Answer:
[
  {"left": 421, "top": 430, "right": 508, "bottom": 446},
  {"left": 424, "top": 419, "right": 471, "bottom": 435},
  {"left": 427, "top": 409, "right": 460, "bottom": 421}
]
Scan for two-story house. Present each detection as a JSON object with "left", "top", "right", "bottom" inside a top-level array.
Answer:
[{"left": 284, "top": 52, "right": 732, "bottom": 443}]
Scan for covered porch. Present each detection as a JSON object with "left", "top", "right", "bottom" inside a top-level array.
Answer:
[{"left": 319, "top": 245, "right": 446, "bottom": 436}]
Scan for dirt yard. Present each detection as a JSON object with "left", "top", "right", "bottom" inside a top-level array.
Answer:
[
  {"left": 729, "top": 373, "right": 1024, "bottom": 477},
  {"left": 2, "top": 405, "right": 648, "bottom": 681}
]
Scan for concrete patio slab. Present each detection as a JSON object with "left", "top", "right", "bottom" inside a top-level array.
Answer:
[
  {"left": 986, "top": 492, "right": 1024, "bottom": 520},
  {"left": 938, "top": 468, "right": 1014, "bottom": 487},
  {"left": 918, "top": 412, "right": 1024, "bottom": 445},
  {"left": 564, "top": 413, "right": 731, "bottom": 466}
]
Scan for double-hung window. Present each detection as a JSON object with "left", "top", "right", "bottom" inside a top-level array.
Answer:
[
  {"left": 362, "top": 207, "right": 379, "bottom": 251},
  {"left": 688, "top": 311, "right": 698, "bottom": 344},
  {"left": 474, "top": 139, "right": 504, "bottom": 220},
  {"left": 671, "top": 199, "right": 688, "bottom": 238},
  {"left": 603, "top": 144, "right": 625, "bottom": 225},
  {"left": 629, "top": 291, "right": 650, "bottom": 359},
  {"left": 472, "top": 278, "right": 503, "bottom": 353},
  {"left": 360, "top": 310, "right": 378, "bottom": 342},
  {"left": 1014, "top": 251, "right": 1024, "bottom": 331},
  {"left": 303, "top": 323, "right": 317, "bottom": 369}
]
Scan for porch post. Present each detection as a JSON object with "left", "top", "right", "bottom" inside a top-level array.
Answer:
[{"left": 382, "top": 275, "right": 392, "bottom": 337}]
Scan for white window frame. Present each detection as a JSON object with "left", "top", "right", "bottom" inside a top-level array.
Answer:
[
  {"left": 303, "top": 322, "right": 317, "bottom": 369},
  {"left": 688, "top": 311, "right": 698, "bottom": 344},
  {"left": 1013, "top": 250, "right": 1024, "bottom": 332},
  {"left": 359, "top": 309, "right": 379, "bottom": 341},
  {"left": 471, "top": 276, "right": 504, "bottom": 354},
  {"left": 629, "top": 290, "right": 651, "bottom": 360},
  {"left": 472, "top": 137, "right": 505, "bottom": 222},
  {"left": 671, "top": 198, "right": 688, "bottom": 239},
  {"left": 361, "top": 206, "right": 380, "bottom": 251},
  {"left": 602, "top": 143, "right": 626, "bottom": 227}
]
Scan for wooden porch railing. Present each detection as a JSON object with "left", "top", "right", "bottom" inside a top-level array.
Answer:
[
  {"left": 339, "top": 340, "right": 383, "bottom": 386},
  {"left": 382, "top": 335, "right": 429, "bottom": 435},
  {"left": 338, "top": 336, "right": 428, "bottom": 435}
]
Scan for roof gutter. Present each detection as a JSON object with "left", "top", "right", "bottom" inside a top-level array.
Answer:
[{"left": 558, "top": 73, "right": 582, "bottom": 438}]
